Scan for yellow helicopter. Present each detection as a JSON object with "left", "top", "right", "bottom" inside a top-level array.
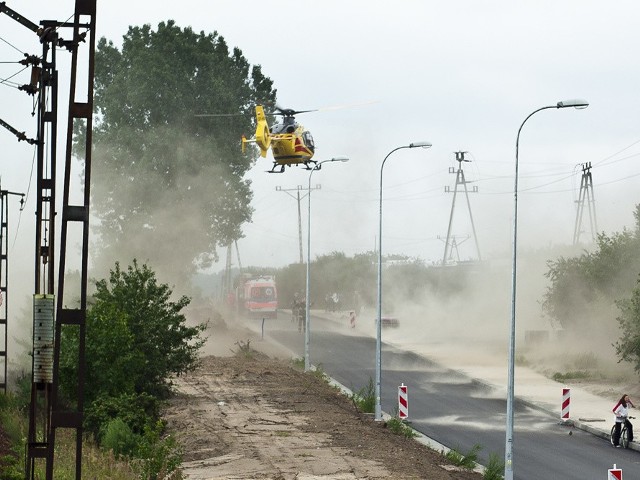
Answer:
[{"left": 241, "top": 105, "right": 318, "bottom": 173}]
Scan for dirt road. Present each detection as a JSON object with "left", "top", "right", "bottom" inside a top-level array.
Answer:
[{"left": 163, "top": 324, "right": 483, "bottom": 479}]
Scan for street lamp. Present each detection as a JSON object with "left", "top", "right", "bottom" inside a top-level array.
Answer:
[
  {"left": 505, "top": 99, "right": 588, "bottom": 479},
  {"left": 376, "top": 141, "right": 432, "bottom": 420},
  {"left": 305, "top": 156, "right": 349, "bottom": 372}
]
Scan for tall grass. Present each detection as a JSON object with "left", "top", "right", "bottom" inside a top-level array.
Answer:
[{"left": 0, "top": 392, "right": 139, "bottom": 479}]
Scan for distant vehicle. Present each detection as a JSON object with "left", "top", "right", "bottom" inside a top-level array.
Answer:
[
  {"left": 379, "top": 316, "right": 399, "bottom": 328},
  {"left": 236, "top": 275, "right": 278, "bottom": 319}
]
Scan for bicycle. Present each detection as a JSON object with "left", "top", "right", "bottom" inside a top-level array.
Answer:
[{"left": 610, "top": 416, "right": 635, "bottom": 448}]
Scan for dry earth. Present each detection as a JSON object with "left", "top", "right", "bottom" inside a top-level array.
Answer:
[{"left": 162, "top": 323, "right": 484, "bottom": 480}]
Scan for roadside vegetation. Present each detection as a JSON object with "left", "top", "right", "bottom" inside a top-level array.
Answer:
[
  {"left": 444, "top": 444, "right": 505, "bottom": 480},
  {"left": 272, "top": 251, "right": 471, "bottom": 315},
  {"left": 444, "top": 443, "right": 482, "bottom": 469},
  {"left": 271, "top": 204, "right": 640, "bottom": 379},
  {"left": 0, "top": 260, "right": 206, "bottom": 479},
  {"left": 350, "top": 376, "right": 376, "bottom": 414},
  {"left": 543, "top": 205, "right": 640, "bottom": 373},
  {"left": 386, "top": 416, "right": 418, "bottom": 439}
]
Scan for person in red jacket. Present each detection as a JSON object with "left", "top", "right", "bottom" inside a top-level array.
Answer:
[{"left": 612, "top": 394, "right": 634, "bottom": 447}]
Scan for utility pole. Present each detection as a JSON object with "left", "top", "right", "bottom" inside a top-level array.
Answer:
[
  {"left": 442, "top": 151, "right": 481, "bottom": 266},
  {"left": 222, "top": 244, "right": 233, "bottom": 299},
  {"left": 221, "top": 240, "right": 243, "bottom": 302},
  {"left": 0, "top": 2, "right": 96, "bottom": 478},
  {"left": 573, "top": 162, "right": 598, "bottom": 245},
  {"left": 0, "top": 5, "right": 67, "bottom": 477},
  {"left": 235, "top": 240, "right": 243, "bottom": 272},
  {"left": 0, "top": 188, "right": 25, "bottom": 394},
  {"left": 276, "top": 184, "right": 320, "bottom": 264},
  {"left": 47, "top": 3, "right": 97, "bottom": 479}
]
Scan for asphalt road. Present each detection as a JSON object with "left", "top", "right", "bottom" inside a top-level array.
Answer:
[{"left": 265, "top": 316, "right": 640, "bottom": 479}]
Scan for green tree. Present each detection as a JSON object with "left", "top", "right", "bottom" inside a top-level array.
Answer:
[
  {"left": 60, "top": 260, "right": 207, "bottom": 405},
  {"left": 615, "top": 276, "right": 640, "bottom": 372},
  {"left": 272, "top": 251, "right": 457, "bottom": 313},
  {"left": 542, "top": 205, "right": 640, "bottom": 330},
  {"left": 91, "top": 21, "right": 277, "bottom": 280}
]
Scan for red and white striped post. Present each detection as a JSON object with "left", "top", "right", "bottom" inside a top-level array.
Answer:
[
  {"left": 608, "top": 464, "right": 623, "bottom": 480},
  {"left": 561, "top": 388, "right": 570, "bottom": 420},
  {"left": 398, "top": 383, "right": 408, "bottom": 419}
]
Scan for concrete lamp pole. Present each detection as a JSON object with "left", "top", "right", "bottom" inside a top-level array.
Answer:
[
  {"left": 504, "top": 99, "right": 588, "bottom": 479},
  {"left": 305, "top": 156, "right": 349, "bottom": 372},
  {"left": 375, "top": 141, "right": 432, "bottom": 420}
]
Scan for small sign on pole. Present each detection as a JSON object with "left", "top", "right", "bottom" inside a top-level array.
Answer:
[
  {"left": 561, "top": 388, "right": 570, "bottom": 419},
  {"left": 608, "top": 464, "right": 622, "bottom": 480},
  {"left": 398, "top": 383, "right": 408, "bottom": 419}
]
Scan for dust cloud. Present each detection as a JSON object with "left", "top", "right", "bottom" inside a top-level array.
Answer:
[
  {"left": 89, "top": 134, "right": 245, "bottom": 298},
  {"left": 349, "top": 244, "right": 632, "bottom": 384}
]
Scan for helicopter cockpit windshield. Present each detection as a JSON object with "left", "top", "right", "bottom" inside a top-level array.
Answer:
[{"left": 302, "top": 131, "right": 315, "bottom": 153}]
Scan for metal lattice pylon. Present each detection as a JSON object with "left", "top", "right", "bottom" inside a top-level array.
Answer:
[
  {"left": 0, "top": 192, "right": 6, "bottom": 394},
  {"left": 573, "top": 162, "right": 598, "bottom": 245},
  {"left": 442, "top": 151, "right": 481, "bottom": 265}
]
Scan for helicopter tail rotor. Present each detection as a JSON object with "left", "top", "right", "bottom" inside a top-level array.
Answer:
[{"left": 254, "top": 105, "right": 271, "bottom": 156}]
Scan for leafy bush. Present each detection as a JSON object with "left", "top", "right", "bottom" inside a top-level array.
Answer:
[
  {"left": 52, "top": 261, "right": 205, "bottom": 476},
  {"left": 101, "top": 418, "right": 140, "bottom": 458},
  {"left": 132, "top": 421, "right": 184, "bottom": 480},
  {"left": 85, "top": 392, "right": 159, "bottom": 441},
  {"left": 60, "top": 260, "right": 207, "bottom": 405}
]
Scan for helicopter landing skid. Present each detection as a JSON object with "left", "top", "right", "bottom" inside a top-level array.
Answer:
[
  {"left": 302, "top": 160, "right": 317, "bottom": 170},
  {"left": 267, "top": 164, "right": 286, "bottom": 173}
]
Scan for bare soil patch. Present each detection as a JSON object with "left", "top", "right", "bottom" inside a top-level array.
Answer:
[{"left": 163, "top": 346, "right": 483, "bottom": 479}]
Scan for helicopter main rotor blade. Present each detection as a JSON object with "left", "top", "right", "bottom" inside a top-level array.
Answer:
[
  {"left": 271, "top": 106, "right": 318, "bottom": 116},
  {"left": 270, "top": 100, "right": 377, "bottom": 116},
  {"left": 194, "top": 113, "right": 245, "bottom": 117}
]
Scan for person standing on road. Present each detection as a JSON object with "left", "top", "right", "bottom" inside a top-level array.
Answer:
[
  {"left": 612, "top": 394, "right": 634, "bottom": 447},
  {"left": 349, "top": 311, "right": 356, "bottom": 328}
]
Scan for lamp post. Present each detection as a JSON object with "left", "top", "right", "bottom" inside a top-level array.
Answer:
[
  {"left": 375, "top": 142, "right": 432, "bottom": 420},
  {"left": 505, "top": 99, "right": 588, "bottom": 480},
  {"left": 305, "top": 156, "right": 349, "bottom": 372}
]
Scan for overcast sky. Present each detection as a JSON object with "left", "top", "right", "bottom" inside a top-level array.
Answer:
[{"left": 2, "top": 1, "right": 640, "bottom": 279}]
